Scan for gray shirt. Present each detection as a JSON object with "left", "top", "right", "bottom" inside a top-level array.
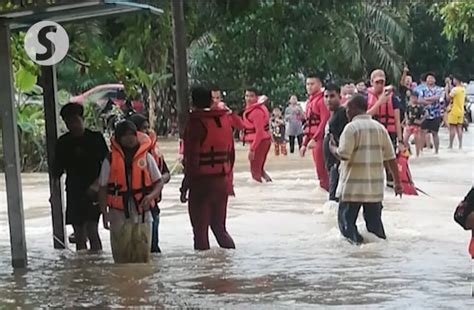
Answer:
[{"left": 284, "top": 104, "right": 304, "bottom": 136}]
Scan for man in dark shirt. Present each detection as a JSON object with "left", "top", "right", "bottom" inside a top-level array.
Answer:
[
  {"left": 323, "top": 84, "right": 349, "bottom": 201},
  {"left": 53, "top": 103, "right": 109, "bottom": 251}
]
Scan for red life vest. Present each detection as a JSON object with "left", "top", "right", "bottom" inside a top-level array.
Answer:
[
  {"left": 242, "top": 102, "right": 270, "bottom": 142},
  {"left": 189, "top": 109, "right": 234, "bottom": 176},
  {"left": 367, "top": 87, "right": 396, "bottom": 133},
  {"left": 469, "top": 237, "right": 474, "bottom": 259},
  {"left": 396, "top": 152, "right": 418, "bottom": 196},
  {"left": 107, "top": 132, "right": 155, "bottom": 215},
  {"left": 304, "top": 91, "right": 324, "bottom": 136}
]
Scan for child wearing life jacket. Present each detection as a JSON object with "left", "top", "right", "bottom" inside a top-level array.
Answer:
[
  {"left": 129, "top": 114, "right": 171, "bottom": 254},
  {"left": 242, "top": 88, "right": 272, "bottom": 182},
  {"left": 180, "top": 86, "right": 236, "bottom": 251},
  {"left": 98, "top": 121, "right": 164, "bottom": 263},
  {"left": 403, "top": 90, "right": 426, "bottom": 157},
  {"left": 454, "top": 187, "right": 474, "bottom": 259},
  {"left": 270, "top": 107, "right": 288, "bottom": 156}
]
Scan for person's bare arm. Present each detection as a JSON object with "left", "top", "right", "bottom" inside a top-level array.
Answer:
[
  {"left": 98, "top": 186, "right": 109, "bottom": 229},
  {"left": 367, "top": 92, "right": 389, "bottom": 115},
  {"left": 394, "top": 109, "right": 403, "bottom": 144},
  {"left": 400, "top": 66, "right": 408, "bottom": 86}
]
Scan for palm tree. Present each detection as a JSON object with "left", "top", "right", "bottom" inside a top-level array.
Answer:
[{"left": 333, "top": 2, "right": 413, "bottom": 81}]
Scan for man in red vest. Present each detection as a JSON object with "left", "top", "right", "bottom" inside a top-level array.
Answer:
[
  {"left": 367, "top": 69, "right": 404, "bottom": 187},
  {"left": 180, "top": 86, "right": 235, "bottom": 251},
  {"left": 242, "top": 88, "right": 272, "bottom": 183},
  {"left": 300, "top": 74, "right": 330, "bottom": 191}
]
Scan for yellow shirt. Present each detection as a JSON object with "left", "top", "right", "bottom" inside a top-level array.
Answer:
[{"left": 449, "top": 86, "right": 465, "bottom": 116}]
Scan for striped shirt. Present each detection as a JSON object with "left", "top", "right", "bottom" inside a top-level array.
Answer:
[{"left": 336, "top": 114, "right": 395, "bottom": 202}]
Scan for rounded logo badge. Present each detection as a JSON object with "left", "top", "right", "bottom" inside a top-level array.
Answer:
[
  {"left": 24, "top": 21, "right": 69, "bottom": 66},
  {"left": 137, "top": 158, "right": 147, "bottom": 169}
]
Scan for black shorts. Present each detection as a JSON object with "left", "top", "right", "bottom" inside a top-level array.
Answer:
[{"left": 421, "top": 117, "right": 441, "bottom": 133}]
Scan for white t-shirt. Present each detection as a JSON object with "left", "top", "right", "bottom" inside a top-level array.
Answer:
[{"left": 99, "top": 153, "right": 161, "bottom": 231}]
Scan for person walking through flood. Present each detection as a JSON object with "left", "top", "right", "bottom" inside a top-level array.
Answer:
[
  {"left": 403, "top": 90, "right": 426, "bottom": 157},
  {"left": 418, "top": 72, "right": 443, "bottom": 154},
  {"left": 180, "top": 86, "right": 236, "bottom": 250},
  {"left": 270, "top": 107, "right": 287, "bottom": 156},
  {"left": 300, "top": 74, "right": 330, "bottom": 191},
  {"left": 98, "top": 121, "right": 164, "bottom": 263},
  {"left": 367, "top": 69, "right": 404, "bottom": 188},
  {"left": 323, "top": 84, "right": 348, "bottom": 202},
  {"left": 242, "top": 88, "right": 272, "bottom": 182},
  {"left": 330, "top": 95, "right": 403, "bottom": 245},
  {"left": 129, "top": 114, "right": 171, "bottom": 253},
  {"left": 53, "top": 103, "right": 109, "bottom": 252},
  {"left": 284, "top": 95, "right": 304, "bottom": 153},
  {"left": 447, "top": 75, "right": 465, "bottom": 149},
  {"left": 454, "top": 187, "right": 474, "bottom": 259}
]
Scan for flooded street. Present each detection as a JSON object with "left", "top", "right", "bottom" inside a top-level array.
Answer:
[{"left": 1, "top": 128, "right": 473, "bottom": 308}]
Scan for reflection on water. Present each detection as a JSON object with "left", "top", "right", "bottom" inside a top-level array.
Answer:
[{"left": 0, "top": 130, "right": 474, "bottom": 308}]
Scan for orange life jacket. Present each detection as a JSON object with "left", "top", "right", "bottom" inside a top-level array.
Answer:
[
  {"left": 367, "top": 87, "right": 396, "bottom": 133},
  {"left": 396, "top": 152, "right": 418, "bottom": 196},
  {"left": 148, "top": 131, "right": 164, "bottom": 172},
  {"left": 304, "top": 91, "right": 324, "bottom": 136},
  {"left": 107, "top": 132, "right": 155, "bottom": 216},
  {"left": 189, "top": 109, "right": 234, "bottom": 176},
  {"left": 242, "top": 103, "right": 270, "bottom": 142}
]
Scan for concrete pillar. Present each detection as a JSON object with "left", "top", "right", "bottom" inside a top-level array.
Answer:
[
  {"left": 0, "top": 23, "right": 28, "bottom": 268},
  {"left": 40, "top": 64, "right": 66, "bottom": 249}
]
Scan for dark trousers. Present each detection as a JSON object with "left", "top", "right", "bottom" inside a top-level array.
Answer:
[
  {"left": 328, "top": 164, "right": 340, "bottom": 202},
  {"left": 288, "top": 134, "right": 303, "bottom": 153},
  {"left": 338, "top": 202, "right": 386, "bottom": 245},
  {"left": 151, "top": 208, "right": 160, "bottom": 253},
  {"left": 188, "top": 177, "right": 235, "bottom": 250}
]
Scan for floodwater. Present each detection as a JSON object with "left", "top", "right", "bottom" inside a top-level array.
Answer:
[{"left": 0, "top": 128, "right": 473, "bottom": 308}]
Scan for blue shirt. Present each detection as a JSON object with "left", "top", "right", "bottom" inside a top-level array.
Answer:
[{"left": 418, "top": 85, "right": 442, "bottom": 119}]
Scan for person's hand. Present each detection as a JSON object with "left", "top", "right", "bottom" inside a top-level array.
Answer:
[
  {"left": 329, "top": 134, "right": 337, "bottom": 147},
  {"left": 299, "top": 146, "right": 307, "bottom": 157},
  {"left": 177, "top": 154, "right": 184, "bottom": 164},
  {"left": 180, "top": 188, "right": 188, "bottom": 203},
  {"left": 248, "top": 150, "right": 255, "bottom": 161},
  {"left": 403, "top": 65, "right": 409, "bottom": 73},
  {"left": 394, "top": 182, "right": 403, "bottom": 198},
  {"left": 378, "top": 90, "right": 390, "bottom": 106},
  {"left": 397, "top": 141, "right": 406, "bottom": 153},
  {"left": 140, "top": 195, "right": 154, "bottom": 211},
  {"left": 307, "top": 139, "right": 315, "bottom": 149},
  {"left": 102, "top": 210, "right": 110, "bottom": 230}
]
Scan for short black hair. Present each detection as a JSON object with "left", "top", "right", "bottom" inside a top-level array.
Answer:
[
  {"left": 245, "top": 87, "right": 259, "bottom": 96},
  {"left": 60, "top": 103, "right": 84, "bottom": 120},
  {"left": 115, "top": 120, "right": 137, "bottom": 140},
  {"left": 347, "top": 94, "right": 367, "bottom": 112},
  {"left": 129, "top": 113, "right": 148, "bottom": 131},
  {"left": 306, "top": 74, "right": 322, "bottom": 81},
  {"left": 452, "top": 74, "right": 462, "bottom": 82},
  {"left": 356, "top": 79, "right": 366, "bottom": 85},
  {"left": 425, "top": 72, "right": 436, "bottom": 79},
  {"left": 325, "top": 83, "right": 341, "bottom": 94},
  {"left": 210, "top": 84, "right": 220, "bottom": 92},
  {"left": 191, "top": 86, "right": 212, "bottom": 109}
]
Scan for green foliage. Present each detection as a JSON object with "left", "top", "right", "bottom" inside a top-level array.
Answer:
[
  {"left": 438, "top": 1, "right": 474, "bottom": 42},
  {"left": 16, "top": 103, "right": 47, "bottom": 172}
]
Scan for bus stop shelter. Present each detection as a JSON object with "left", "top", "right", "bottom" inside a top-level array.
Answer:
[{"left": 0, "top": 0, "right": 188, "bottom": 268}]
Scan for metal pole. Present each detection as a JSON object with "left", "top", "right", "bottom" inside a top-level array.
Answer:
[
  {"left": 0, "top": 23, "right": 28, "bottom": 268},
  {"left": 40, "top": 64, "right": 66, "bottom": 249},
  {"left": 171, "top": 0, "right": 189, "bottom": 137}
]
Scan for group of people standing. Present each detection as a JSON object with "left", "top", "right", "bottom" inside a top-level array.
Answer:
[{"left": 53, "top": 64, "right": 468, "bottom": 262}]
